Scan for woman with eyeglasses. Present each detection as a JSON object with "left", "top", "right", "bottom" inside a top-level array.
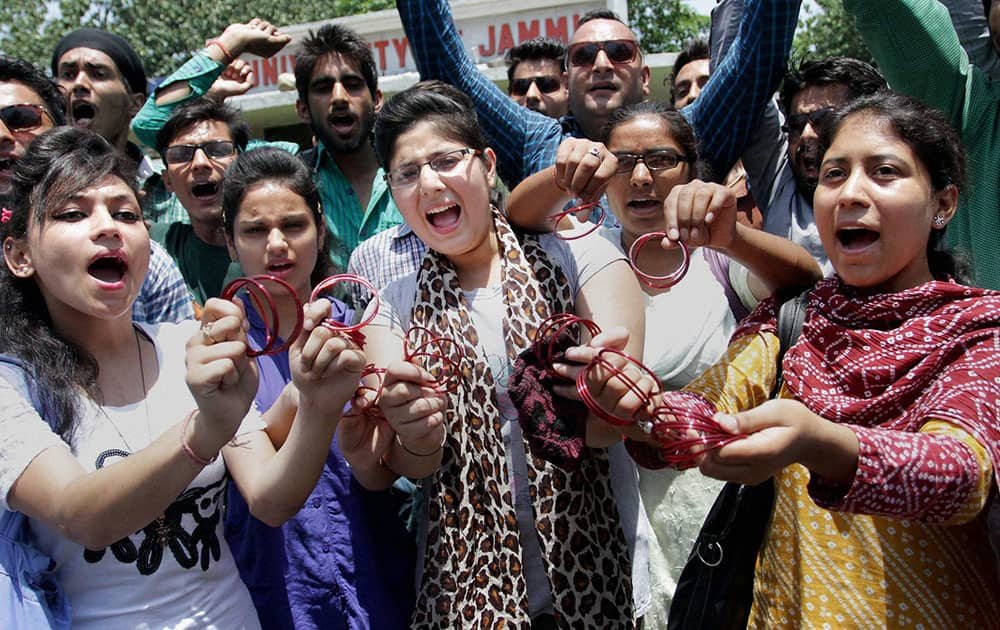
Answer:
[
  {"left": 0, "top": 127, "right": 366, "bottom": 628},
  {"left": 508, "top": 100, "right": 821, "bottom": 625},
  {"left": 340, "top": 83, "right": 648, "bottom": 627}
]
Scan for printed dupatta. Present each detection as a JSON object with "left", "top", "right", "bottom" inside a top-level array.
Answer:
[{"left": 407, "top": 210, "right": 633, "bottom": 628}]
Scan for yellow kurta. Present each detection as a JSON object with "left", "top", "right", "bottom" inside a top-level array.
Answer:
[{"left": 681, "top": 332, "right": 1000, "bottom": 629}]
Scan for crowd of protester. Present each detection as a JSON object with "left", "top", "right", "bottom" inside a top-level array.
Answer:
[{"left": 1, "top": 0, "right": 999, "bottom": 627}]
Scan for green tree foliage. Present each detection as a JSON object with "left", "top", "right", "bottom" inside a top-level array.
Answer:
[
  {"left": 629, "top": 0, "right": 710, "bottom": 54},
  {"left": 792, "top": 0, "right": 874, "bottom": 65},
  {"left": 0, "top": 0, "right": 394, "bottom": 80}
]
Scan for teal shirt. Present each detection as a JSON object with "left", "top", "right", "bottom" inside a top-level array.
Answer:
[
  {"left": 149, "top": 222, "right": 242, "bottom": 306},
  {"left": 844, "top": 0, "right": 1000, "bottom": 289},
  {"left": 131, "top": 52, "right": 298, "bottom": 225},
  {"left": 308, "top": 144, "right": 403, "bottom": 272}
]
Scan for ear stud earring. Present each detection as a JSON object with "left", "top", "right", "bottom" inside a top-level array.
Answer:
[{"left": 933, "top": 215, "right": 946, "bottom": 228}]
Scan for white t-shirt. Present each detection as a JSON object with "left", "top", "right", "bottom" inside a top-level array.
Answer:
[
  {"left": 0, "top": 321, "right": 263, "bottom": 630},
  {"left": 369, "top": 232, "right": 651, "bottom": 618}
]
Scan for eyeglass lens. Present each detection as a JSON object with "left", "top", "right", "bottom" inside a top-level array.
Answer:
[
  {"left": 509, "top": 76, "right": 562, "bottom": 96},
  {"left": 164, "top": 141, "right": 236, "bottom": 164},
  {"left": 0, "top": 105, "right": 45, "bottom": 131},
  {"left": 568, "top": 40, "right": 638, "bottom": 67}
]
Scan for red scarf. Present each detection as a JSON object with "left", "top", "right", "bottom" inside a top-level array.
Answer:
[{"left": 735, "top": 277, "right": 1000, "bottom": 465}]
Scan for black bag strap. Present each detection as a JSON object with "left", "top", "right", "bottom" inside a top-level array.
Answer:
[{"left": 772, "top": 287, "right": 810, "bottom": 397}]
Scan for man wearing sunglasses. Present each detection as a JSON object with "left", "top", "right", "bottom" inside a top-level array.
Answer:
[
  {"left": 398, "top": 0, "right": 800, "bottom": 193},
  {"left": 141, "top": 98, "right": 251, "bottom": 306},
  {"left": 736, "top": 56, "right": 886, "bottom": 275},
  {"left": 0, "top": 56, "right": 61, "bottom": 186},
  {"left": 505, "top": 38, "right": 569, "bottom": 118}
]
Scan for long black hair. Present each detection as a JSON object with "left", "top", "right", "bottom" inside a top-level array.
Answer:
[
  {"left": 820, "top": 92, "right": 971, "bottom": 284},
  {"left": 1, "top": 127, "right": 140, "bottom": 442},
  {"left": 222, "top": 147, "right": 336, "bottom": 283}
]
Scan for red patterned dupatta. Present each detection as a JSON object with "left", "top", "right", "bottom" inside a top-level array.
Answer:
[{"left": 733, "top": 277, "right": 1000, "bottom": 466}]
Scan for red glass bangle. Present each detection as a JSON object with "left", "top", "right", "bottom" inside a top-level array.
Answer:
[
  {"left": 648, "top": 401, "right": 745, "bottom": 468},
  {"left": 575, "top": 347, "right": 661, "bottom": 426},
  {"left": 547, "top": 201, "right": 606, "bottom": 241},
  {"left": 309, "top": 274, "right": 378, "bottom": 348},
  {"left": 534, "top": 313, "right": 602, "bottom": 370},
  {"left": 221, "top": 275, "right": 304, "bottom": 357},
  {"left": 346, "top": 364, "right": 388, "bottom": 420},
  {"left": 628, "top": 231, "right": 690, "bottom": 289},
  {"left": 403, "top": 325, "right": 464, "bottom": 393}
]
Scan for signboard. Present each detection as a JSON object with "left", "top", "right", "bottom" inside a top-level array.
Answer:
[{"left": 239, "top": 0, "right": 611, "bottom": 96}]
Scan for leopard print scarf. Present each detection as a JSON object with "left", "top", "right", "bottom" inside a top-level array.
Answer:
[{"left": 408, "top": 209, "right": 633, "bottom": 628}]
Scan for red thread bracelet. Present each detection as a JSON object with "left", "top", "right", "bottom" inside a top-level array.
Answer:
[
  {"left": 181, "top": 409, "right": 219, "bottom": 467},
  {"left": 206, "top": 39, "right": 233, "bottom": 63}
]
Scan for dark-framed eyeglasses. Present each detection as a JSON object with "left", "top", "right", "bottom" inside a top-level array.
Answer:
[
  {"left": 384, "top": 148, "right": 480, "bottom": 189},
  {"left": 509, "top": 75, "right": 563, "bottom": 96},
  {"left": 613, "top": 149, "right": 689, "bottom": 174},
  {"left": 0, "top": 104, "right": 52, "bottom": 132},
  {"left": 781, "top": 108, "right": 834, "bottom": 138},
  {"left": 567, "top": 39, "right": 639, "bottom": 68},
  {"left": 163, "top": 140, "right": 237, "bottom": 165}
]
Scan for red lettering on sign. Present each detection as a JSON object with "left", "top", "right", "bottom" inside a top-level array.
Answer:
[
  {"left": 372, "top": 40, "right": 390, "bottom": 71},
  {"left": 260, "top": 57, "right": 278, "bottom": 86},
  {"left": 518, "top": 19, "right": 540, "bottom": 41},
  {"left": 479, "top": 25, "right": 496, "bottom": 57},
  {"left": 392, "top": 37, "right": 408, "bottom": 68},
  {"left": 497, "top": 23, "right": 514, "bottom": 55},
  {"left": 545, "top": 16, "right": 568, "bottom": 42}
]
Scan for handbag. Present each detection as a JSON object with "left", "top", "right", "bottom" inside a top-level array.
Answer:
[
  {"left": 667, "top": 289, "right": 810, "bottom": 630},
  {"left": 0, "top": 356, "right": 72, "bottom": 629}
]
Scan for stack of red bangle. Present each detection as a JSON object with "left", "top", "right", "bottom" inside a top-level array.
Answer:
[
  {"left": 221, "top": 275, "right": 304, "bottom": 357},
  {"left": 628, "top": 231, "right": 690, "bottom": 289},
  {"left": 648, "top": 400, "right": 745, "bottom": 469}
]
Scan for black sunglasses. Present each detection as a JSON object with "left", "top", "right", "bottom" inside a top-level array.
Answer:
[
  {"left": 509, "top": 76, "right": 563, "bottom": 97},
  {"left": 0, "top": 104, "right": 51, "bottom": 132},
  {"left": 613, "top": 149, "right": 688, "bottom": 174},
  {"left": 781, "top": 108, "right": 834, "bottom": 137},
  {"left": 163, "top": 140, "right": 237, "bottom": 165},
  {"left": 567, "top": 39, "right": 639, "bottom": 67}
]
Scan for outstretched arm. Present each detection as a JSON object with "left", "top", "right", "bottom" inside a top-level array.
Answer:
[
  {"left": 131, "top": 19, "right": 290, "bottom": 148},
  {"left": 223, "top": 299, "right": 368, "bottom": 526},
  {"left": 397, "top": 0, "right": 564, "bottom": 185},
  {"left": 684, "top": 0, "right": 802, "bottom": 178}
]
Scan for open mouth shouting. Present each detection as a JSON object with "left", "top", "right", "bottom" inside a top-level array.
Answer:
[
  {"left": 88, "top": 251, "right": 129, "bottom": 289},
  {"left": 266, "top": 257, "right": 296, "bottom": 279},
  {"left": 426, "top": 203, "right": 462, "bottom": 233},
  {"left": 836, "top": 225, "right": 880, "bottom": 252},
  {"left": 70, "top": 100, "right": 97, "bottom": 128},
  {"left": 327, "top": 110, "right": 357, "bottom": 136},
  {"left": 0, "top": 154, "right": 16, "bottom": 182},
  {"left": 190, "top": 180, "right": 221, "bottom": 203},
  {"left": 626, "top": 197, "right": 661, "bottom": 219}
]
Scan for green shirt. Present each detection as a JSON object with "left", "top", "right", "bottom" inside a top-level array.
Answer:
[
  {"left": 131, "top": 52, "right": 298, "bottom": 225},
  {"left": 308, "top": 144, "right": 404, "bottom": 272},
  {"left": 150, "top": 222, "right": 242, "bottom": 306},
  {"left": 845, "top": 0, "right": 1000, "bottom": 289}
]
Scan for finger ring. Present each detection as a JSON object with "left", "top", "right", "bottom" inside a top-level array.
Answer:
[
  {"left": 587, "top": 146, "right": 602, "bottom": 159},
  {"left": 201, "top": 322, "right": 218, "bottom": 344}
]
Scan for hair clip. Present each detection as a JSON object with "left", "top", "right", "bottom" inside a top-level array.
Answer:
[{"left": 1, "top": 207, "right": 11, "bottom": 223}]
